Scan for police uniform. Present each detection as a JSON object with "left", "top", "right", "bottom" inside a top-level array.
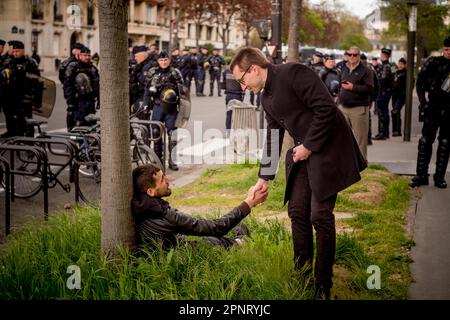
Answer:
[
  {"left": 178, "top": 51, "right": 192, "bottom": 88},
  {"left": 0, "top": 39, "right": 6, "bottom": 116},
  {"left": 64, "top": 47, "right": 99, "bottom": 129},
  {"left": 129, "top": 45, "right": 153, "bottom": 118},
  {"left": 374, "top": 48, "right": 395, "bottom": 140},
  {"left": 0, "top": 41, "right": 41, "bottom": 137},
  {"left": 410, "top": 37, "right": 450, "bottom": 188},
  {"left": 143, "top": 51, "right": 184, "bottom": 170},
  {"left": 391, "top": 60, "right": 406, "bottom": 136},
  {"left": 310, "top": 52, "right": 326, "bottom": 76},
  {"left": 197, "top": 48, "right": 209, "bottom": 96},
  {"left": 207, "top": 51, "right": 225, "bottom": 96},
  {"left": 187, "top": 50, "right": 202, "bottom": 96},
  {"left": 222, "top": 68, "right": 244, "bottom": 130}
]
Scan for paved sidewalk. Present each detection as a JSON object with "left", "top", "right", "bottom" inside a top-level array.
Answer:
[{"left": 368, "top": 136, "right": 450, "bottom": 300}]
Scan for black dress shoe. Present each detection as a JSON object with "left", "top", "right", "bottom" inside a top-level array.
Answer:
[
  {"left": 433, "top": 175, "right": 447, "bottom": 189},
  {"left": 373, "top": 134, "right": 387, "bottom": 140},
  {"left": 410, "top": 175, "right": 429, "bottom": 188},
  {"left": 392, "top": 132, "right": 402, "bottom": 137},
  {"left": 314, "top": 285, "right": 331, "bottom": 300}
]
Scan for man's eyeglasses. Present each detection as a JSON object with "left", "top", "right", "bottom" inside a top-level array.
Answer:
[
  {"left": 347, "top": 53, "right": 360, "bottom": 57},
  {"left": 237, "top": 65, "right": 252, "bottom": 85}
]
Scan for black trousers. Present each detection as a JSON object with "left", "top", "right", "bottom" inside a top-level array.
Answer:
[{"left": 287, "top": 161, "right": 337, "bottom": 289}]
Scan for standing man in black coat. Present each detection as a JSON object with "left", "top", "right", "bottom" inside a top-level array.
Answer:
[{"left": 230, "top": 47, "right": 367, "bottom": 300}]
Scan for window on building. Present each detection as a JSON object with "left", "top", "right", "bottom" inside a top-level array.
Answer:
[
  {"left": 146, "top": 5, "right": 154, "bottom": 24},
  {"left": 207, "top": 26, "right": 212, "bottom": 41},
  {"left": 53, "top": 0, "right": 63, "bottom": 22},
  {"left": 53, "top": 33, "right": 60, "bottom": 55},
  {"left": 87, "top": 2, "right": 95, "bottom": 26},
  {"left": 31, "top": 31, "right": 41, "bottom": 54},
  {"left": 188, "top": 24, "right": 192, "bottom": 39},
  {"left": 32, "top": 0, "right": 44, "bottom": 20}
]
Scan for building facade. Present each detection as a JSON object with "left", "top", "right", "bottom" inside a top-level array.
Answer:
[{"left": 0, "top": 0, "right": 245, "bottom": 73}]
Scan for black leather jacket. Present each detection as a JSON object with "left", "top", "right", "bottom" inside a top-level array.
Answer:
[{"left": 131, "top": 193, "right": 251, "bottom": 248}]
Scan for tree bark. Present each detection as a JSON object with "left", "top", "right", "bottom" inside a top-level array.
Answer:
[
  {"left": 98, "top": 0, "right": 134, "bottom": 256},
  {"left": 287, "top": 0, "right": 301, "bottom": 63}
]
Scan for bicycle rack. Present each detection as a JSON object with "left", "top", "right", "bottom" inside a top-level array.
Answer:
[
  {"left": 3, "top": 137, "right": 78, "bottom": 209},
  {"left": 130, "top": 120, "right": 167, "bottom": 172},
  {"left": 0, "top": 144, "right": 48, "bottom": 220},
  {"left": 0, "top": 155, "right": 11, "bottom": 235}
]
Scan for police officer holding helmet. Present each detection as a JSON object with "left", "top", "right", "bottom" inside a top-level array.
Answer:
[
  {"left": 410, "top": 36, "right": 450, "bottom": 189},
  {"left": 64, "top": 46, "right": 99, "bottom": 129},
  {"left": 143, "top": 50, "right": 184, "bottom": 171}
]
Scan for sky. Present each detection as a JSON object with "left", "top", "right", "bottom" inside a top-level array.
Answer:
[{"left": 308, "top": 0, "right": 378, "bottom": 19}]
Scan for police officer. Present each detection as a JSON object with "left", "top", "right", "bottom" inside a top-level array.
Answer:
[
  {"left": 178, "top": 49, "right": 192, "bottom": 88},
  {"left": 361, "top": 53, "right": 379, "bottom": 146},
  {"left": 170, "top": 48, "right": 181, "bottom": 69},
  {"left": 207, "top": 48, "right": 225, "bottom": 97},
  {"left": 373, "top": 48, "right": 395, "bottom": 140},
  {"left": 188, "top": 47, "right": 202, "bottom": 96},
  {"left": 59, "top": 43, "right": 84, "bottom": 84},
  {"left": 143, "top": 50, "right": 184, "bottom": 171},
  {"left": 64, "top": 46, "right": 99, "bottom": 129},
  {"left": 410, "top": 37, "right": 450, "bottom": 189},
  {"left": 222, "top": 66, "right": 244, "bottom": 131},
  {"left": 0, "top": 39, "right": 6, "bottom": 117},
  {"left": 309, "top": 51, "right": 325, "bottom": 76},
  {"left": 391, "top": 58, "right": 406, "bottom": 137},
  {"left": 0, "top": 41, "right": 40, "bottom": 137},
  {"left": 129, "top": 45, "right": 153, "bottom": 118},
  {"left": 61, "top": 43, "right": 84, "bottom": 129},
  {"left": 197, "top": 47, "right": 209, "bottom": 96},
  {"left": 0, "top": 39, "right": 5, "bottom": 64},
  {"left": 320, "top": 54, "right": 340, "bottom": 99},
  {"left": 147, "top": 44, "right": 159, "bottom": 68}
]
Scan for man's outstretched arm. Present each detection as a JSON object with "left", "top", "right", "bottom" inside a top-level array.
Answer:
[{"left": 167, "top": 188, "right": 268, "bottom": 237}]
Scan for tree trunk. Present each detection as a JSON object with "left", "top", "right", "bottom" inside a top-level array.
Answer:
[
  {"left": 287, "top": 0, "right": 301, "bottom": 63},
  {"left": 98, "top": 0, "right": 134, "bottom": 256}
]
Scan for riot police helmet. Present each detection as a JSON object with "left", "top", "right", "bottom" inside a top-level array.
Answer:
[{"left": 160, "top": 87, "right": 178, "bottom": 105}]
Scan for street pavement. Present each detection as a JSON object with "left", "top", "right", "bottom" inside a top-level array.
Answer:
[{"left": 1, "top": 72, "right": 449, "bottom": 299}]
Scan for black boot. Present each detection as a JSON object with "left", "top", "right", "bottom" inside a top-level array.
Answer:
[
  {"left": 373, "top": 120, "right": 386, "bottom": 140},
  {"left": 168, "top": 134, "right": 179, "bottom": 171},
  {"left": 410, "top": 137, "right": 432, "bottom": 187},
  {"left": 433, "top": 139, "right": 449, "bottom": 189},
  {"left": 391, "top": 110, "right": 402, "bottom": 136}
]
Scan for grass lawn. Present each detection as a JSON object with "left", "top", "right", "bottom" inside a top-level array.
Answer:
[{"left": 0, "top": 163, "right": 412, "bottom": 299}]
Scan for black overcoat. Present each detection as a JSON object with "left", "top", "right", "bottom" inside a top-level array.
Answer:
[{"left": 258, "top": 63, "right": 367, "bottom": 203}]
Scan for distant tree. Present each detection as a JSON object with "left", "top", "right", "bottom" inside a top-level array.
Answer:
[
  {"left": 184, "top": 0, "right": 214, "bottom": 49},
  {"left": 336, "top": 12, "right": 372, "bottom": 52},
  {"left": 381, "top": 0, "right": 450, "bottom": 63},
  {"left": 210, "top": 1, "right": 241, "bottom": 56},
  {"left": 287, "top": 0, "right": 302, "bottom": 62},
  {"left": 238, "top": 0, "right": 271, "bottom": 47}
]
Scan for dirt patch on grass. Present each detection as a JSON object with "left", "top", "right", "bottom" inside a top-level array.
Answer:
[{"left": 347, "top": 182, "right": 385, "bottom": 206}]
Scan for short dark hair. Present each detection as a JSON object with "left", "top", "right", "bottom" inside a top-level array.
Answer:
[
  {"left": 398, "top": 57, "right": 406, "bottom": 64},
  {"left": 132, "top": 164, "right": 161, "bottom": 194},
  {"left": 230, "top": 47, "right": 270, "bottom": 72}
]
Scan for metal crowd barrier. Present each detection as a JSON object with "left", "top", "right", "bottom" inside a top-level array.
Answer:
[{"left": 0, "top": 144, "right": 48, "bottom": 220}]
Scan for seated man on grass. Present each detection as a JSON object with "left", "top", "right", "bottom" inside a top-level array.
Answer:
[{"left": 131, "top": 164, "right": 268, "bottom": 249}]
